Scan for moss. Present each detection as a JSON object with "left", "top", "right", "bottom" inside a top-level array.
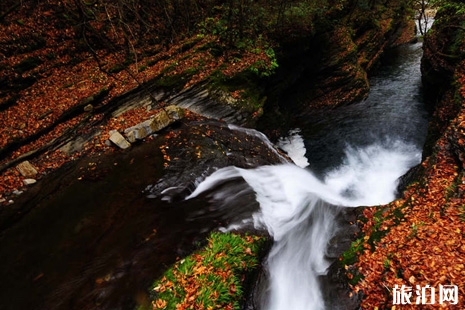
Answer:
[
  {"left": 153, "top": 73, "right": 188, "bottom": 91},
  {"left": 341, "top": 237, "right": 364, "bottom": 267},
  {"left": 208, "top": 69, "right": 267, "bottom": 115},
  {"left": 108, "top": 63, "right": 126, "bottom": 74},
  {"left": 149, "top": 232, "right": 267, "bottom": 310},
  {"left": 341, "top": 201, "right": 408, "bottom": 286}
]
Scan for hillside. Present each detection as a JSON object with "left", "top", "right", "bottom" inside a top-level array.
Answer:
[
  {"left": 347, "top": 1, "right": 465, "bottom": 308},
  {"left": 0, "top": 0, "right": 415, "bottom": 202}
]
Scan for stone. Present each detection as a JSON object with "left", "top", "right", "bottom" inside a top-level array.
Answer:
[
  {"left": 84, "top": 104, "right": 94, "bottom": 112},
  {"left": 12, "top": 190, "right": 23, "bottom": 196},
  {"left": 147, "top": 110, "right": 172, "bottom": 132},
  {"left": 134, "top": 126, "right": 149, "bottom": 140},
  {"left": 59, "top": 136, "right": 86, "bottom": 155},
  {"left": 126, "top": 130, "right": 136, "bottom": 143},
  {"left": 16, "top": 161, "right": 38, "bottom": 178},
  {"left": 23, "top": 178, "right": 37, "bottom": 186},
  {"left": 124, "top": 123, "right": 150, "bottom": 142},
  {"left": 109, "top": 130, "right": 131, "bottom": 149},
  {"left": 122, "top": 106, "right": 185, "bottom": 143},
  {"left": 164, "top": 105, "right": 184, "bottom": 120}
]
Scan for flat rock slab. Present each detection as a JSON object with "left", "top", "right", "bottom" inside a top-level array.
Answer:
[
  {"left": 16, "top": 161, "right": 38, "bottom": 178},
  {"left": 109, "top": 130, "right": 131, "bottom": 149},
  {"left": 124, "top": 105, "right": 184, "bottom": 142},
  {"left": 22, "top": 179, "right": 37, "bottom": 186}
]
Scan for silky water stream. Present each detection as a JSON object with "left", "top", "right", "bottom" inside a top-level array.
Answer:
[
  {"left": 185, "top": 42, "right": 429, "bottom": 309},
  {"left": 0, "top": 42, "right": 428, "bottom": 310}
]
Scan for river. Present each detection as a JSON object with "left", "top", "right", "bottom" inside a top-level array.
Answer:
[
  {"left": 187, "top": 41, "right": 428, "bottom": 309},
  {"left": 0, "top": 41, "right": 427, "bottom": 310}
]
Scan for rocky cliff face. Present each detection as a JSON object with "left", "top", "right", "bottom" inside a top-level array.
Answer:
[
  {"left": 274, "top": 4, "right": 414, "bottom": 108},
  {"left": 258, "top": 2, "right": 416, "bottom": 133},
  {"left": 0, "top": 112, "right": 290, "bottom": 310},
  {"left": 348, "top": 2, "right": 465, "bottom": 308},
  {"left": 421, "top": 3, "right": 465, "bottom": 155}
]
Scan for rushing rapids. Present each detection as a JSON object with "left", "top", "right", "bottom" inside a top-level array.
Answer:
[
  {"left": 185, "top": 41, "right": 428, "bottom": 309},
  {"left": 186, "top": 139, "right": 422, "bottom": 309}
]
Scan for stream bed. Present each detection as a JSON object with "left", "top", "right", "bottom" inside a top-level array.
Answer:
[
  {"left": 186, "top": 41, "right": 429, "bottom": 309},
  {"left": 0, "top": 42, "right": 428, "bottom": 310}
]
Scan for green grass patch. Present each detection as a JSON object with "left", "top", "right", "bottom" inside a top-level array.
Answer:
[{"left": 150, "top": 232, "right": 267, "bottom": 310}]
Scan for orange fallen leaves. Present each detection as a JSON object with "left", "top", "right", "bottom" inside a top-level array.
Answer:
[
  {"left": 351, "top": 101, "right": 465, "bottom": 308},
  {"left": 0, "top": 1, "right": 271, "bottom": 200}
]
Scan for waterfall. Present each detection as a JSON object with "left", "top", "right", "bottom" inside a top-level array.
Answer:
[
  {"left": 277, "top": 128, "right": 310, "bottom": 168},
  {"left": 185, "top": 42, "right": 427, "bottom": 310},
  {"left": 186, "top": 136, "right": 422, "bottom": 309}
]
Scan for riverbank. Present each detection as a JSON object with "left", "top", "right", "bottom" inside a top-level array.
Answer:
[
  {"left": 347, "top": 2, "right": 465, "bottom": 308},
  {"left": 0, "top": 0, "right": 415, "bottom": 203},
  {"left": 0, "top": 1, "right": 420, "bottom": 309},
  {"left": 0, "top": 0, "right": 274, "bottom": 201}
]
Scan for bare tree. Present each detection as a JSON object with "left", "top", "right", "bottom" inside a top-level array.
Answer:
[{"left": 415, "top": 0, "right": 430, "bottom": 35}]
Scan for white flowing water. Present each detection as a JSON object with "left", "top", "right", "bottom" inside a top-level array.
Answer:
[
  {"left": 187, "top": 137, "right": 421, "bottom": 310},
  {"left": 277, "top": 129, "right": 310, "bottom": 168},
  {"left": 186, "top": 42, "right": 428, "bottom": 309}
]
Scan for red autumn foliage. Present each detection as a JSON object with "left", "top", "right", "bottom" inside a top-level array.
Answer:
[
  {"left": 0, "top": 0, "right": 272, "bottom": 201},
  {"left": 351, "top": 58, "right": 465, "bottom": 309}
]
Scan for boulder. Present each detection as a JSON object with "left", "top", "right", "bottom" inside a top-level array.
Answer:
[
  {"left": 109, "top": 130, "right": 131, "bottom": 149},
  {"left": 16, "top": 161, "right": 38, "bottom": 178},
  {"left": 134, "top": 126, "right": 149, "bottom": 140},
  {"left": 164, "top": 105, "right": 184, "bottom": 120},
  {"left": 23, "top": 179, "right": 37, "bottom": 186},
  {"left": 147, "top": 109, "right": 174, "bottom": 132},
  {"left": 126, "top": 130, "right": 136, "bottom": 143},
  {"left": 124, "top": 106, "right": 184, "bottom": 142}
]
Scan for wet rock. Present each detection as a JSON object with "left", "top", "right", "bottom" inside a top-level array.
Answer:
[
  {"left": 145, "top": 118, "right": 290, "bottom": 201},
  {"left": 59, "top": 136, "right": 88, "bottom": 155},
  {"left": 0, "top": 114, "right": 291, "bottom": 310},
  {"left": 109, "top": 130, "right": 131, "bottom": 149},
  {"left": 124, "top": 105, "right": 184, "bottom": 142},
  {"left": 23, "top": 179, "right": 37, "bottom": 186},
  {"left": 16, "top": 161, "right": 38, "bottom": 178},
  {"left": 397, "top": 164, "right": 424, "bottom": 196},
  {"left": 167, "top": 85, "right": 248, "bottom": 125}
]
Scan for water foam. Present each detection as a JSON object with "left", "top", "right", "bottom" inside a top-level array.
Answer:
[
  {"left": 277, "top": 129, "right": 310, "bottom": 168},
  {"left": 186, "top": 138, "right": 421, "bottom": 309}
]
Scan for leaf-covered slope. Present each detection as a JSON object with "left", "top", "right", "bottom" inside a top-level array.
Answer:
[{"left": 347, "top": 2, "right": 465, "bottom": 308}]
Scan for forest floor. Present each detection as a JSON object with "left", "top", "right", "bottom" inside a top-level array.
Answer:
[{"left": 0, "top": 1, "right": 271, "bottom": 203}]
